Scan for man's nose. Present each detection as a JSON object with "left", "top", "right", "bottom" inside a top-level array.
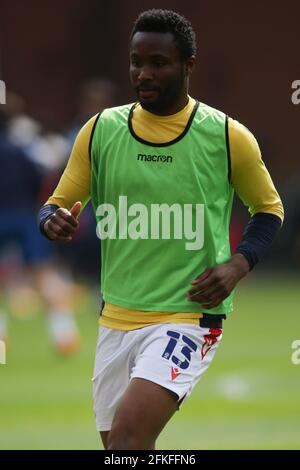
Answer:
[{"left": 137, "top": 66, "right": 153, "bottom": 81}]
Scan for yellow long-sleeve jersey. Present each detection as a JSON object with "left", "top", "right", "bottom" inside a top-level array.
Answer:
[{"left": 46, "top": 97, "right": 284, "bottom": 330}]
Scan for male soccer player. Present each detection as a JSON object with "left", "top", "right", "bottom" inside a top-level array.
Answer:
[{"left": 39, "top": 10, "right": 284, "bottom": 450}]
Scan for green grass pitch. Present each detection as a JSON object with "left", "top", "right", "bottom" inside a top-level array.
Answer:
[{"left": 0, "top": 275, "right": 300, "bottom": 449}]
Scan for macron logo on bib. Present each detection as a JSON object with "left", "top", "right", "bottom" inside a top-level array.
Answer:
[{"left": 137, "top": 153, "right": 173, "bottom": 164}]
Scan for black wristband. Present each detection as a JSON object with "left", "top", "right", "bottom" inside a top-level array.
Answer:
[{"left": 38, "top": 204, "right": 59, "bottom": 239}]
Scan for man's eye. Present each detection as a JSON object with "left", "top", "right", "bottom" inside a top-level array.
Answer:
[{"left": 154, "top": 59, "right": 169, "bottom": 67}]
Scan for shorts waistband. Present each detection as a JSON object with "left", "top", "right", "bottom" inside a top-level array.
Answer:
[
  {"left": 199, "top": 313, "right": 226, "bottom": 329},
  {"left": 100, "top": 300, "right": 225, "bottom": 329}
]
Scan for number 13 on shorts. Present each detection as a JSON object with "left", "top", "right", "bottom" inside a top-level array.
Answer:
[{"left": 162, "top": 331, "right": 198, "bottom": 370}]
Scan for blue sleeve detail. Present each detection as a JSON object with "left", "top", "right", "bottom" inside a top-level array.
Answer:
[{"left": 235, "top": 213, "right": 282, "bottom": 270}]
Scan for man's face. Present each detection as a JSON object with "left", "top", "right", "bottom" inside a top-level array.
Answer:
[{"left": 129, "top": 32, "right": 188, "bottom": 114}]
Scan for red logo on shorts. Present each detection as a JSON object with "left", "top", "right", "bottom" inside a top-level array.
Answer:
[
  {"left": 171, "top": 367, "right": 180, "bottom": 381},
  {"left": 201, "top": 328, "right": 222, "bottom": 360}
]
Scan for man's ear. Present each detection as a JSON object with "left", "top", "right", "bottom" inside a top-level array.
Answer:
[{"left": 185, "top": 56, "right": 196, "bottom": 76}]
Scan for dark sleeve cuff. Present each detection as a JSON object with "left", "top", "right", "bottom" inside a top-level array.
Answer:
[
  {"left": 38, "top": 204, "right": 59, "bottom": 239},
  {"left": 235, "top": 212, "right": 282, "bottom": 270}
]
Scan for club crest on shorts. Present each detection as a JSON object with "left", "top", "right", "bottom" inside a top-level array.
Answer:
[
  {"left": 201, "top": 328, "right": 222, "bottom": 360},
  {"left": 171, "top": 366, "right": 180, "bottom": 381}
]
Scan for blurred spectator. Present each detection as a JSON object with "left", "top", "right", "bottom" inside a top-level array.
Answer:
[
  {"left": 0, "top": 101, "right": 80, "bottom": 355},
  {"left": 66, "top": 77, "right": 119, "bottom": 145},
  {"left": 6, "top": 91, "right": 69, "bottom": 172},
  {"left": 59, "top": 78, "right": 118, "bottom": 279}
]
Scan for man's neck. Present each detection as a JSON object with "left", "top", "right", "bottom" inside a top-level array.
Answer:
[{"left": 140, "top": 94, "right": 190, "bottom": 117}]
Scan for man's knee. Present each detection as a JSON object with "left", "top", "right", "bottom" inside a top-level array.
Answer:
[{"left": 107, "top": 426, "right": 154, "bottom": 450}]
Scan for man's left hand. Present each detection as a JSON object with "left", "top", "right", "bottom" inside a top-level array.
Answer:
[{"left": 187, "top": 254, "right": 250, "bottom": 309}]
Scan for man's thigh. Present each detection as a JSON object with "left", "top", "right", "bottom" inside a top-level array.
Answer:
[{"left": 107, "top": 377, "right": 179, "bottom": 449}]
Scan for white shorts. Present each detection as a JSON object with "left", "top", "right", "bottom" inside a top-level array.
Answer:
[{"left": 92, "top": 322, "right": 223, "bottom": 431}]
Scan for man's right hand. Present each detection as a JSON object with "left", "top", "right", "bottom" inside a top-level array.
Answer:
[{"left": 44, "top": 201, "right": 82, "bottom": 241}]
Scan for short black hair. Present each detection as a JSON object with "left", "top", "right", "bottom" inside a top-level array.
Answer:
[{"left": 130, "top": 9, "right": 197, "bottom": 61}]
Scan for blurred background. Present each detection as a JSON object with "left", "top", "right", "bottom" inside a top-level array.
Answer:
[{"left": 0, "top": 0, "right": 299, "bottom": 450}]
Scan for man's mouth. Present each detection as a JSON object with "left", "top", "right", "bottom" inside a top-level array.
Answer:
[{"left": 137, "top": 87, "right": 158, "bottom": 99}]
